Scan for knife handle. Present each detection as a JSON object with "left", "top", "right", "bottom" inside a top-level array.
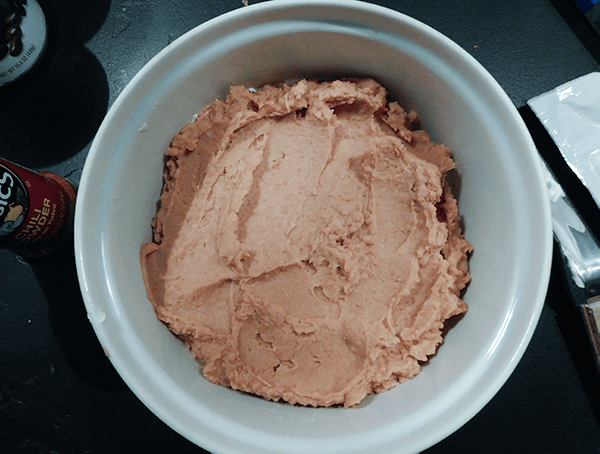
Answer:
[{"left": 580, "top": 296, "right": 600, "bottom": 372}]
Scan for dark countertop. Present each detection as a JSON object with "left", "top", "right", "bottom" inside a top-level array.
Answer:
[{"left": 1, "top": 0, "right": 600, "bottom": 452}]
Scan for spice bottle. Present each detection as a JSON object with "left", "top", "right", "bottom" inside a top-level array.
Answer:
[
  {"left": 0, "top": 158, "right": 76, "bottom": 258},
  {"left": 0, "top": 0, "right": 48, "bottom": 87}
]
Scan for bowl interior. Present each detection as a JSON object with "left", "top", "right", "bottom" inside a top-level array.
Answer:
[{"left": 75, "top": 2, "right": 552, "bottom": 453}]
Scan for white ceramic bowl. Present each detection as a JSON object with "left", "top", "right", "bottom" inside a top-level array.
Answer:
[{"left": 74, "top": 1, "right": 552, "bottom": 453}]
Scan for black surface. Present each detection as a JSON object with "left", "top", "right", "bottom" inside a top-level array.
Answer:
[{"left": 1, "top": 1, "right": 600, "bottom": 453}]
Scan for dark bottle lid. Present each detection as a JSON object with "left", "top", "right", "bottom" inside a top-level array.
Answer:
[{"left": 0, "top": 0, "right": 48, "bottom": 87}]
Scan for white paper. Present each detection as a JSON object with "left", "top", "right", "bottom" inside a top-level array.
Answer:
[{"left": 528, "top": 72, "right": 600, "bottom": 209}]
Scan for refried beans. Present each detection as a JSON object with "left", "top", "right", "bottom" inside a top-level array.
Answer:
[{"left": 141, "top": 78, "right": 472, "bottom": 408}]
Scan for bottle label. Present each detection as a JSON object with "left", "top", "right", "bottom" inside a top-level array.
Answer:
[
  {"left": 0, "top": 161, "right": 29, "bottom": 238},
  {"left": 0, "top": 160, "right": 73, "bottom": 252}
]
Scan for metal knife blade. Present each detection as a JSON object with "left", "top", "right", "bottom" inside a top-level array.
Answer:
[{"left": 541, "top": 157, "right": 600, "bottom": 370}]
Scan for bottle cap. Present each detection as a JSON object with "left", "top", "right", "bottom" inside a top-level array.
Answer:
[{"left": 0, "top": 0, "right": 48, "bottom": 87}]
